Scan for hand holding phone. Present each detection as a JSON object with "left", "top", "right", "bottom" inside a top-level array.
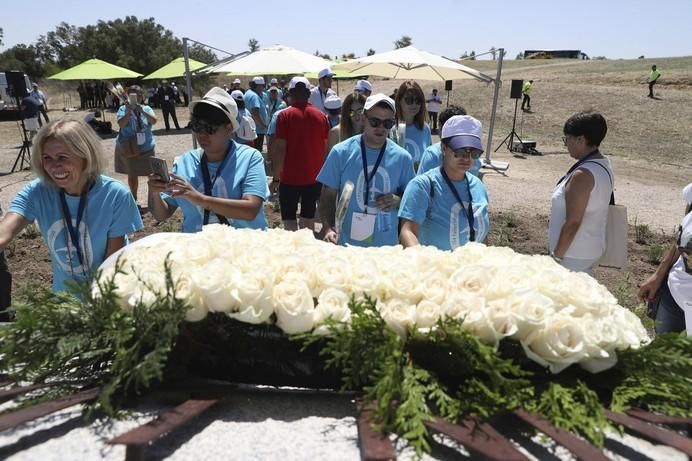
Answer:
[
  {"left": 128, "top": 93, "right": 138, "bottom": 106},
  {"left": 148, "top": 157, "right": 170, "bottom": 183}
]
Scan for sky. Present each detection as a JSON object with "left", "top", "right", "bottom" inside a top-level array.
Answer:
[{"left": 2, "top": 0, "right": 691, "bottom": 60}]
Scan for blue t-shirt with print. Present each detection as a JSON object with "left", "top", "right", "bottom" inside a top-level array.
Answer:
[
  {"left": 116, "top": 104, "right": 156, "bottom": 152},
  {"left": 9, "top": 175, "right": 143, "bottom": 292},
  {"left": 399, "top": 167, "right": 489, "bottom": 251},
  {"left": 162, "top": 141, "right": 268, "bottom": 232},
  {"left": 267, "top": 98, "right": 287, "bottom": 121},
  {"left": 317, "top": 135, "right": 415, "bottom": 247},
  {"left": 417, "top": 142, "right": 481, "bottom": 177},
  {"left": 403, "top": 123, "right": 432, "bottom": 165},
  {"left": 243, "top": 89, "right": 269, "bottom": 134},
  {"left": 266, "top": 107, "right": 288, "bottom": 137}
]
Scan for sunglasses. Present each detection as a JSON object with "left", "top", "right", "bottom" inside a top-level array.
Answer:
[
  {"left": 403, "top": 96, "right": 422, "bottom": 105},
  {"left": 450, "top": 147, "right": 483, "bottom": 159},
  {"left": 367, "top": 117, "right": 396, "bottom": 129},
  {"left": 190, "top": 118, "right": 223, "bottom": 134}
]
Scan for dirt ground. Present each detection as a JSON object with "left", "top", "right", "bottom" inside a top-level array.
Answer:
[{"left": 0, "top": 57, "right": 690, "bottom": 309}]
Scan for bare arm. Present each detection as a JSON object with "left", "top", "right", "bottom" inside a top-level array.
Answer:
[
  {"left": 250, "top": 108, "right": 267, "bottom": 130},
  {"left": 552, "top": 168, "right": 594, "bottom": 258},
  {"left": 147, "top": 176, "right": 178, "bottom": 222},
  {"left": 0, "top": 212, "right": 29, "bottom": 251},
  {"left": 638, "top": 244, "right": 680, "bottom": 302},
  {"left": 326, "top": 129, "right": 339, "bottom": 158},
  {"left": 319, "top": 186, "right": 338, "bottom": 243},
  {"left": 400, "top": 219, "right": 420, "bottom": 248},
  {"left": 196, "top": 194, "right": 263, "bottom": 221},
  {"left": 105, "top": 236, "right": 126, "bottom": 259},
  {"left": 272, "top": 138, "right": 286, "bottom": 179}
]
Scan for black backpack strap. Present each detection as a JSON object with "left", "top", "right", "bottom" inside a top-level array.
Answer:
[
  {"left": 426, "top": 173, "right": 435, "bottom": 218},
  {"left": 583, "top": 160, "right": 615, "bottom": 205}
]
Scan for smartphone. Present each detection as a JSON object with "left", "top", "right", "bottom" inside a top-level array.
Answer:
[
  {"left": 148, "top": 157, "right": 170, "bottom": 182},
  {"left": 128, "top": 93, "right": 138, "bottom": 106}
]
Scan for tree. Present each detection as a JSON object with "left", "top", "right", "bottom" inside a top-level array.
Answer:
[
  {"left": 0, "top": 28, "right": 3, "bottom": 47},
  {"left": 0, "top": 44, "right": 45, "bottom": 78},
  {"left": 248, "top": 38, "right": 259, "bottom": 52},
  {"left": 394, "top": 35, "right": 412, "bottom": 49},
  {"left": 188, "top": 43, "right": 217, "bottom": 64},
  {"left": 341, "top": 52, "right": 356, "bottom": 60},
  {"left": 515, "top": 52, "right": 524, "bottom": 60},
  {"left": 490, "top": 46, "right": 497, "bottom": 61},
  {"left": 367, "top": 48, "right": 376, "bottom": 56}
]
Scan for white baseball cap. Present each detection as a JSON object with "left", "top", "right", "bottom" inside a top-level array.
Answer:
[
  {"left": 441, "top": 115, "right": 483, "bottom": 151},
  {"left": 189, "top": 87, "right": 239, "bottom": 132},
  {"left": 251, "top": 76, "right": 265, "bottom": 85},
  {"left": 230, "top": 90, "right": 244, "bottom": 101},
  {"left": 233, "top": 78, "right": 241, "bottom": 84},
  {"left": 318, "top": 67, "right": 335, "bottom": 79},
  {"left": 324, "top": 95, "right": 342, "bottom": 110},
  {"left": 270, "top": 78, "right": 278, "bottom": 85},
  {"left": 363, "top": 93, "right": 395, "bottom": 113},
  {"left": 354, "top": 80, "right": 372, "bottom": 93},
  {"left": 289, "top": 76, "right": 310, "bottom": 90}
]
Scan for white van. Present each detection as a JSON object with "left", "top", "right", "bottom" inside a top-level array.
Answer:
[{"left": 0, "top": 72, "right": 33, "bottom": 110}]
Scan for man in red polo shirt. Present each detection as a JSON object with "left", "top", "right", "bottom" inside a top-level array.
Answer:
[{"left": 272, "top": 76, "right": 330, "bottom": 231}]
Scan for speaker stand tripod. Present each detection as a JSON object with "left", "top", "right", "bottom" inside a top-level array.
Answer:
[
  {"left": 495, "top": 97, "right": 525, "bottom": 155},
  {"left": 12, "top": 119, "right": 32, "bottom": 173}
]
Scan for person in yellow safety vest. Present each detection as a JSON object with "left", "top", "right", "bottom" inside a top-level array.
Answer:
[
  {"left": 521, "top": 79, "right": 533, "bottom": 111},
  {"left": 648, "top": 65, "right": 661, "bottom": 98}
]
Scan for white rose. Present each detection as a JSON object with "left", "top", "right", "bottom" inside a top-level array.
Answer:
[
  {"left": 529, "top": 268, "right": 575, "bottom": 309},
  {"left": 448, "top": 265, "right": 495, "bottom": 298},
  {"left": 313, "top": 288, "right": 352, "bottom": 335},
  {"left": 459, "top": 307, "right": 501, "bottom": 346},
  {"left": 576, "top": 314, "right": 620, "bottom": 373},
  {"left": 273, "top": 280, "right": 315, "bottom": 335},
  {"left": 485, "top": 265, "right": 528, "bottom": 301},
  {"left": 443, "top": 290, "right": 486, "bottom": 320},
  {"left": 349, "top": 264, "right": 381, "bottom": 299},
  {"left": 227, "top": 270, "right": 274, "bottom": 324},
  {"left": 378, "top": 297, "right": 416, "bottom": 337},
  {"left": 314, "top": 255, "right": 353, "bottom": 295},
  {"left": 495, "top": 288, "right": 556, "bottom": 341},
  {"left": 381, "top": 268, "right": 423, "bottom": 305},
  {"left": 174, "top": 273, "right": 207, "bottom": 322},
  {"left": 191, "top": 260, "right": 240, "bottom": 313},
  {"left": 179, "top": 237, "right": 215, "bottom": 267},
  {"left": 451, "top": 242, "right": 489, "bottom": 265},
  {"left": 483, "top": 301, "right": 519, "bottom": 339},
  {"left": 415, "top": 300, "right": 443, "bottom": 330},
  {"left": 419, "top": 271, "right": 448, "bottom": 305},
  {"left": 112, "top": 272, "right": 141, "bottom": 311},
  {"left": 609, "top": 307, "right": 651, "bottom": 349},
  {"left": 521, "top": 314, "right": 587, "bottom": 373}
]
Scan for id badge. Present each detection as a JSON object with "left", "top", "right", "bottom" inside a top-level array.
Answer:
[
  {"left": 164, "top": 95, "right": 170, "bottom": 101},
  {"left": 350, "top": 212, "right": 376, "bottom": 243},
  {"left": 136, "top": 132, "right": 146, "bottom": 145}
]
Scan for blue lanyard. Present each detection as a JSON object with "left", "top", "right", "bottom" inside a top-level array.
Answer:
[
  {"left": 200, "top": 142, "right": 234, "bottom": 225},
  {"left": 360, "top": 136, "right": 386, "bottom": 214},
  {"left": 59, "top": 186, "right": 89, "bottom": 267},
  {"left": 440, "top": 167, "right": 475, "bottom": 242}
]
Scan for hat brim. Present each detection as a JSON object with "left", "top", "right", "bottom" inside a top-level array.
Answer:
[
  {"left": 447, "top": 135, "right": 483, "bottom": 151},
  {"left": 189, "top": 98, "right": 239, "bottom": 132}
]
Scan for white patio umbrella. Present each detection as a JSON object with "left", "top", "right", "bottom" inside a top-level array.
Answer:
[
  {"left": 204, "top": 45, "right": 334, "bottom": 75},
  {"left": 332, "top": 46, "right": 492, "bottom": 83}
]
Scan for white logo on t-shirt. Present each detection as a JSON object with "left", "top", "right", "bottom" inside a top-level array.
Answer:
[
  {"left": 46, "top": 219, "right": 93, "bottom": 274},
  {"left": 355, "top": 167, "right": 392, "bottom": 211}
]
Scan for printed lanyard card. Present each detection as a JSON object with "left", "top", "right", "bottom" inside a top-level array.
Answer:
[
  {"left": 350, "top": 212, "right": 376, "bottom": 243},
  {"left": 136, "top": 132, "right": 146, "bottom": 145}
]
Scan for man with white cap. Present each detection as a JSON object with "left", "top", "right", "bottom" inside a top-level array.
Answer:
[
  {"left": 230, "top": 90, "right": 257, "bottom": 146},
  {"left": 399, "top": 115, "right": 489, "bottom": 251},
  {"left": 267, "top": 85, "right": 287, "bottom": 121},
  {"left": 148, "top": 87, "right": 268, "bottom": 232},
  {"left": 244, "top": 76, "right": 270, "bottom": 151},
  {"left": 353, "top": 79, "right": 372, "bottom": 97},
  {"left": 317, "top": 93, "right": 414, "bottom": 247},
  {"left": 232, "top": 78, "right": 243, "bottom": 92},
  {"left": 30, "top": 83, "right": 49, "bottom": 126},
  {"left": 639, "top": 182, "right": 692, "bottom": 334},
  {"left": 426, "top": 88, "right": 442, "bottom": 134},
  {"left": 272, "top": 76, "right": 330, "bottom": 231},
  {"left": 308, "top": 67, "right": 337, "bottom": 114}
]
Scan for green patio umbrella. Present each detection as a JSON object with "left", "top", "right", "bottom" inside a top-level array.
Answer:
[
  {"left": 142, "top": 57, "right": 207, "bottom": 80},
  {"left": 48, "top": 58, "right": 142, "bottom": 80}
]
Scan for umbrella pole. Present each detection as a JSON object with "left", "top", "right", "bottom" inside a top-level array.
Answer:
[{"left": 483, "top": 48, "right": 509, "bottom": 173}]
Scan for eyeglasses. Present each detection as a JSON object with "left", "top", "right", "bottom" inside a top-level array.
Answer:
[
  {"left": 450, "top": 147, "right": 483, "bottom": 159},
  {"left": 367, "top": 117, "right": 396, "bottom": 129},
  {"left": 190, "top": 118, "right": 223, "bottom": 134},
  {"left": 403, "top": 96, "right": 422, "bottom": 105},
  {"left": 562, "top": 135, "right": 580, "bottom": 145}
]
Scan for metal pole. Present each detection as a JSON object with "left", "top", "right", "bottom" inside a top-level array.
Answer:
[
  {"left": 183, "top": 37, "right": 197, "bottom": 149},
  {"left": 485, "top": 48, "right": 504, "bottom": 162}
]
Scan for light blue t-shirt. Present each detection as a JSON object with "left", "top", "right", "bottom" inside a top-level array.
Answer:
[
  {"left": 403, "top": 123, "right": 432, "bottom": 165},
  {"left": 417, "top": 142, "right": 482, "bottom": 177},
  {"left": 266, "top": 107, "right": 288, "bottom": 137},
  {"left": 267, "top": 98, "right": 287, "bottom": 121},
  {"left": 9, "top": 175, "right": 143, "bottom": 292},
  {"left": 116, "top": 104, "right": 156, "bottom": 152},
  {"left": 243, "top": 89, "right": 269, "bottom": 135},
  {"left": 162, "top": 141, "right": 268, "bottom": 232},
  {"left": 317, "top": 135, "right": 415, "bottom": 247},
  {"left": 399, "top": 168, "right": 489, "bottom": 251}
]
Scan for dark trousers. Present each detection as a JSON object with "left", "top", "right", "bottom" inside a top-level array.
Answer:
[
  {"left": 653, "top": 280, "right": 686, "bottom": 334},
  {"left": 648, "top": 81, "right": 656, "bottom": 97},
  {"left": 162, "top": 102, "right": 180, "bottom": 130},
  {"left": 37, "top": 106, "right": 49, "bottom": 127},
  {"left": 255, "top": 134, "right": 265, "bottom": 152},
  {"left": 428, "top": 111, "right": 439, "bottom": 132},
  {"left": 521, "top": 94, "right": 531, "bottom": 110},
  {"left": 0, "top": 251, "right": 12, "bottom": 322}
]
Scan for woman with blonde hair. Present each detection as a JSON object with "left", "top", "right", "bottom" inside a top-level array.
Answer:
[
  {"left": 394, "top": 80, "right": 432, "bottom": 168},
  {"left": 0, "top": 120, "right": 143, "bottom": 292}
]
